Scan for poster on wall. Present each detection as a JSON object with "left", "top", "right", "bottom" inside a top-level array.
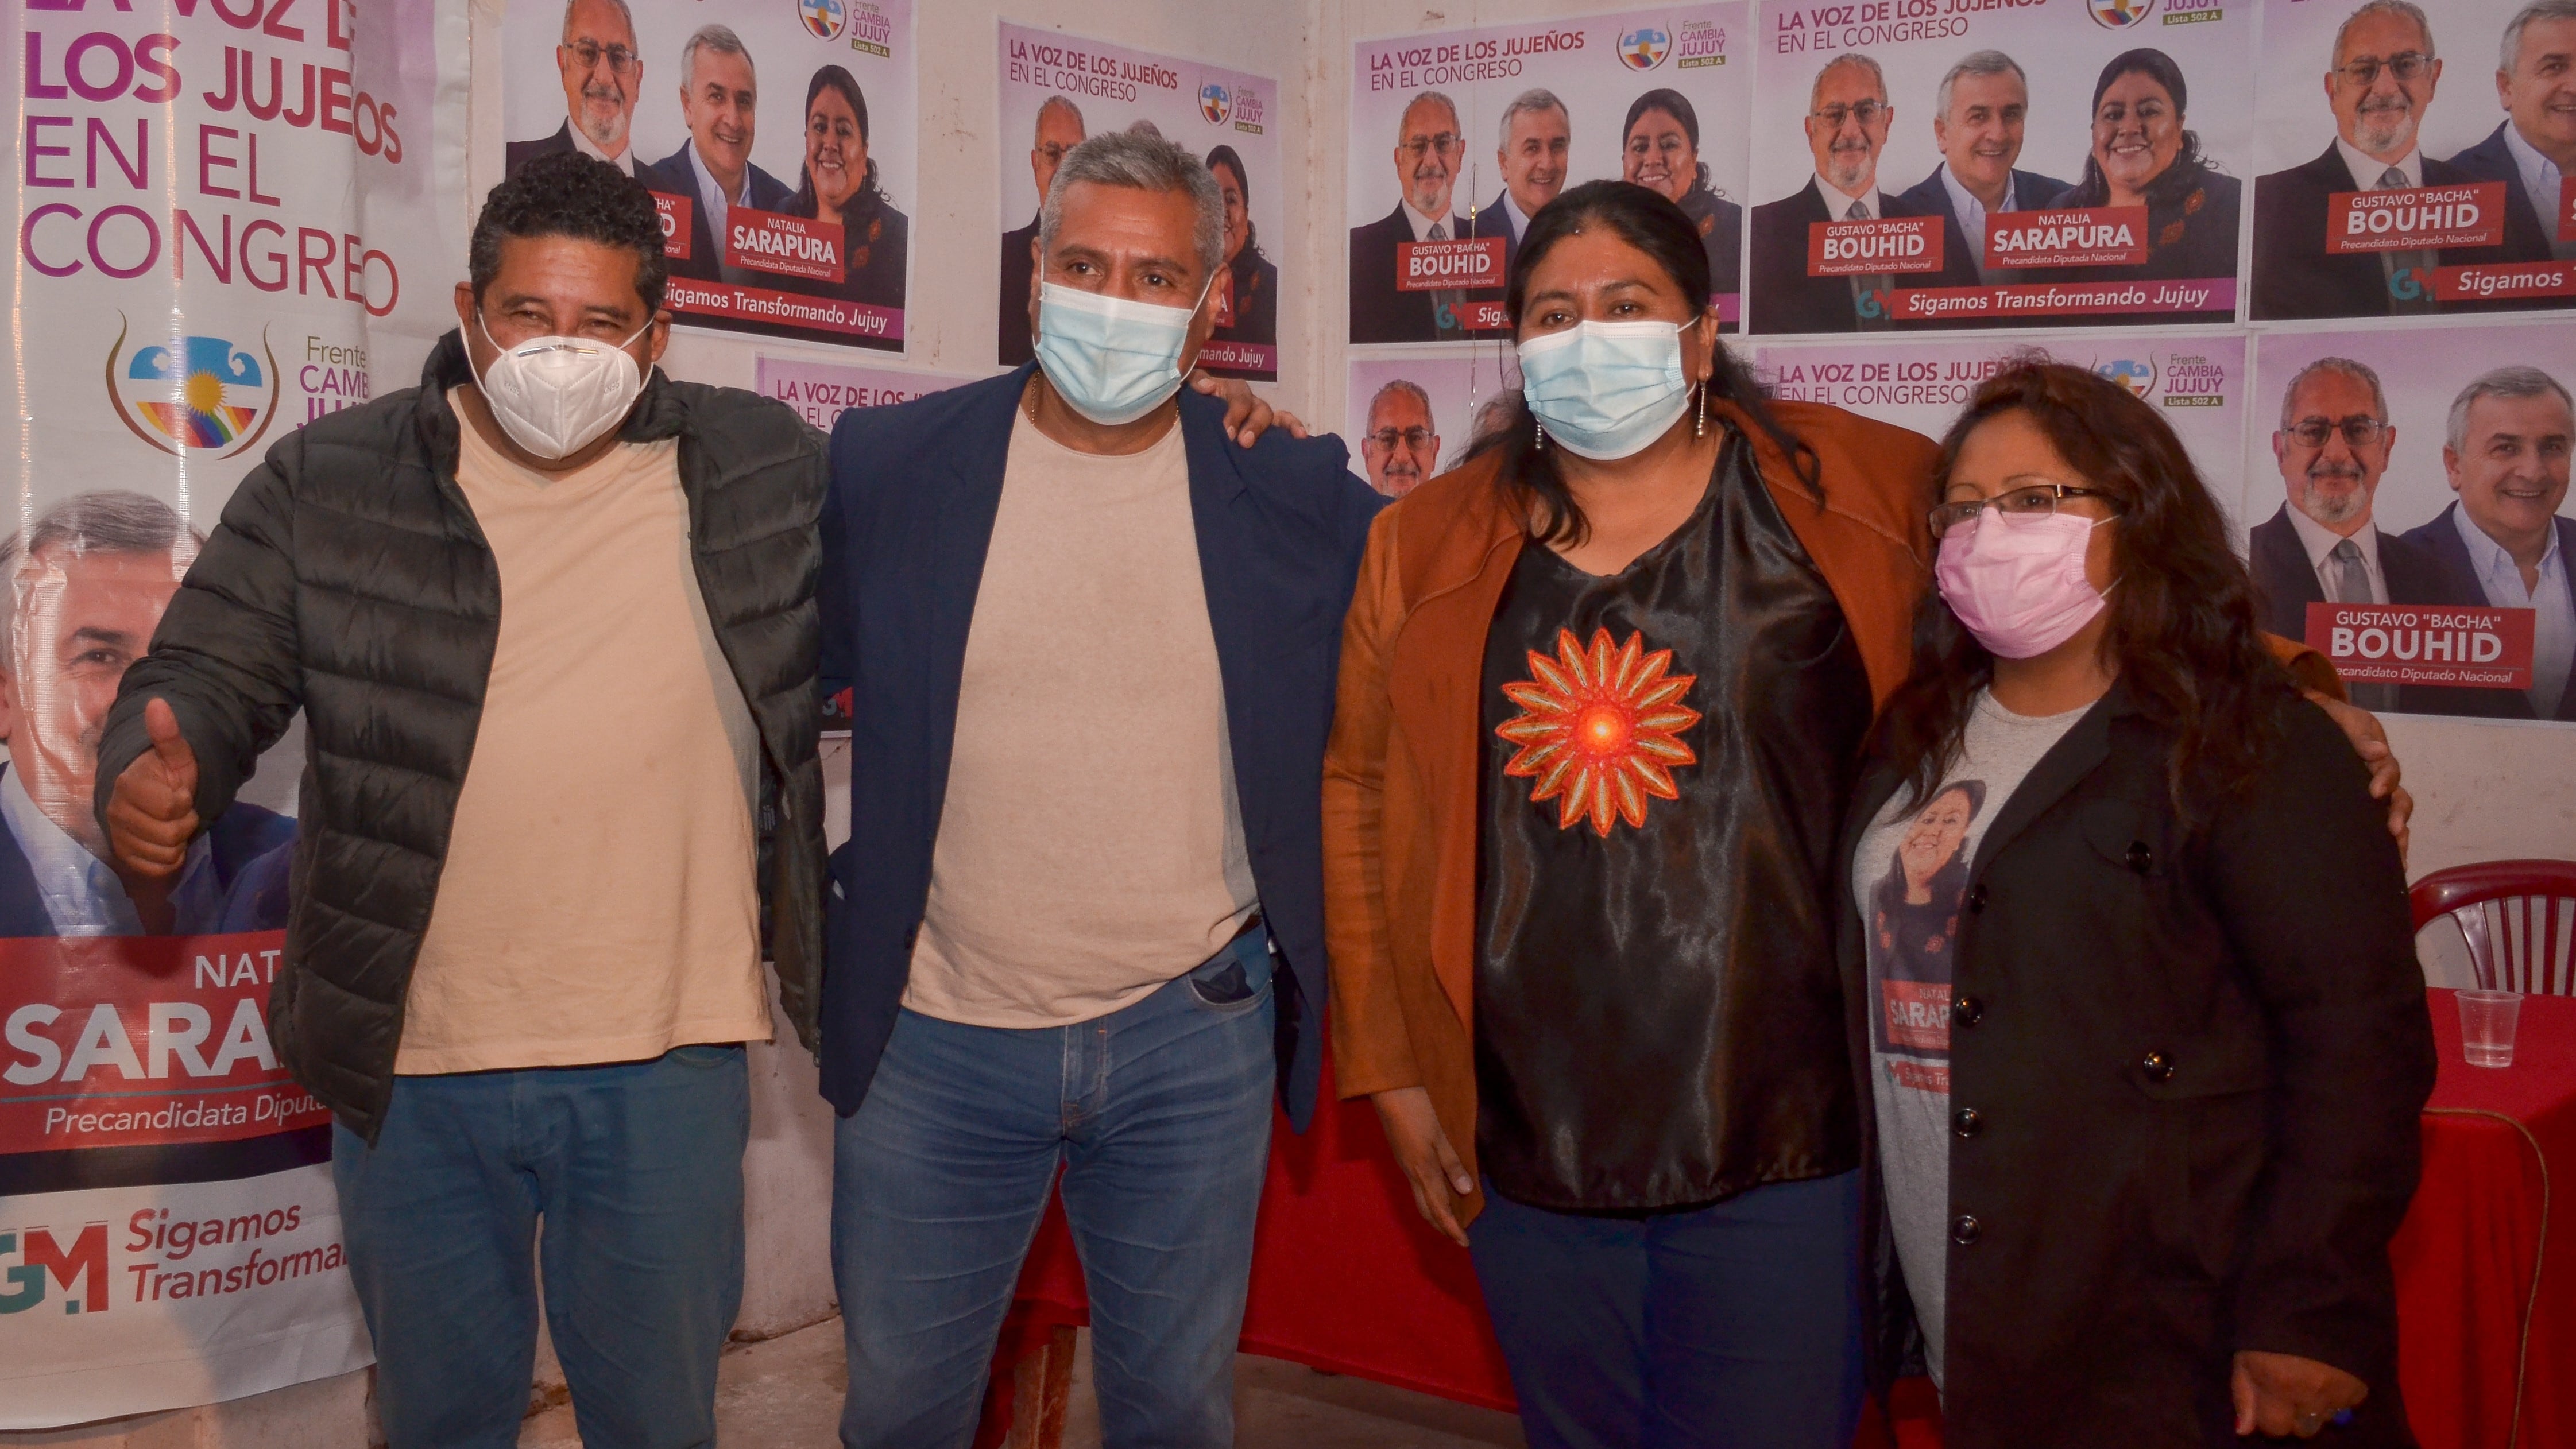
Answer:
[
  {"left": 1749, "top": 334, "right": 2248, "bottom": 510},
  {"left": 996, "top": 24, "right": 1281, "bottom": 379},
  {"left": 1345, "top": 358, "right": 1521, "bottom": 498},
  {"left": 1746, "top": 0, "right": 2252, "bottom": 334},
  {"left": 3, "top": 0, "right": 472, "bottom": 1425},
  {"left": 2244, "top": 323, "right": 2574, "bottom": 724},
  {"left": 1348, "top": 5, "right": 1753, "bottom": 344},
  {"left": 501, "top": 0, "right": 918, "bottom": 354},
  {"left": 2250, "top": 0, "right": 2576, "bottom": 321}
]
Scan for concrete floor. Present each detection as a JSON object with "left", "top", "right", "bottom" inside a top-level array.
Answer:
[{"left": 518, "top": 1318, "right": 1525, "bottom": 1448}]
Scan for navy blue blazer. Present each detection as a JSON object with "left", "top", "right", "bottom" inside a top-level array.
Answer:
[
  {"left": 818, "top": 366, "right": 1386, "bottom": 1128},
  {"left": 644, "top": 142, "right": 795, "bottom": 282},
  {"left": 2396, "top": 502, "right": 2576, "bottom": 722},
  {"left": 2443, "top": 123, "right": 2562, "bottom": 267},
  {"left": 0, "top": 762, "right": 295, "bottom": 937},
  {"left": 1892, "top": 163, "right": 2072, "bottom": 280},
  {"left": 2246, "top": 505, "right": 2522, "bottom": 719}
]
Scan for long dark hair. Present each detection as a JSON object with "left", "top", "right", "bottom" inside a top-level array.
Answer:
[
  {"left": 1872, "top": 360, "right": 2294, "bottom": 823},
  {"left": 1622, "top": 88, "right": 1714, "bottom": 197},
  {"left": 2064, "top": 48, "right": 2215, "bottom": 208},
  {"left": 1461, "top": 180, "right": 1811, "bottom": 545},
  {"left": 1206, "top": 144, "right": 1264, "bottom": 267},
  {"left": 792, "top": 65, "right": 883, "bottom": 214}
]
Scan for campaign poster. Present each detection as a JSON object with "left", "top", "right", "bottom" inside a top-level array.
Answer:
[
  {"left": 997, "top": 25, "right": 1281, "bottom": 380},
  {"left": 1, "top": 0, "right": 472, "bottom": 1423},
  {"left": 500, "top": 0, "right": 919, "bottom": 354},
  {"left": 1746, "top": 0, "right": 2253, "bottom": 334},
  {"left": 2250, "top": 0, "right": 2576, "bottom": 321},
  {"left": 1345, "top": 357, "right": 1523, "bottom": 497},
  {"left": 2244, "top": 323, "right": 2576, "bottom": 724},
  {"left": 1749, "top": 335, "right": 2248, "bottom": 513},
  {"left": 1348, "top": 6, "right": 1752, "bottom": 345}
]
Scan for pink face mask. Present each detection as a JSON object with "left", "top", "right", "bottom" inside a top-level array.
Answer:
[{"left": 1935, "top": 511, "right": 2113, "bottom": 660}]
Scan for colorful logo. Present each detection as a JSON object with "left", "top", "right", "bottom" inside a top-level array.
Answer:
[
  {"left": 2389, "top": 266, "right": 2427, "bottom": 301},
  {"left": 1618, "top": 26, "right": 1672, "bottom": 70},
  {"left": 1200, "top": 83, "right": 1231, "bottom": 126},
  {"left": 0, "top": 1224, "right": 109, "bottom": 1315},
  {"left": 105, "top": 321, "right": 281, "bottom": 459},
  {"left": 797, "top": 0, "right": 846, "bottom": 41},
  {"left": 2088, "top": 0, "right": 2156, "bottom": 27},
  {"left": 2096, "top": 358, "right": 2157, "bottom": 398}
]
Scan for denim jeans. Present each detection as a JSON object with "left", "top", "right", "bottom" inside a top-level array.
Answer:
[
  {"left": 1469, "top": 1169, "right": 1866, "bottom": 1449},
  {"left": 834, "top": 927, "right": 1277, "bottom": 1448},
  {"left": 332, "top": 1045, "right": 750, "bottom": 1449}
]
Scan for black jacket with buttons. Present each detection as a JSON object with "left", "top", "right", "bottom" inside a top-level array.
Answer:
[
  {"left": 1838, "top": 680, "right": 2434, "bottom": 1447},
  {"left": 94, "top": 332, "right": 827, "bottom": 1144}
]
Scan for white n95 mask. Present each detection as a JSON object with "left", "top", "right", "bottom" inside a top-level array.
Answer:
[
  {"left": 1034, "top": 276, "right": 1212, "bottom": 425},
  {"left": 470, "top": 315, "right": 651, "bottom": 459}
]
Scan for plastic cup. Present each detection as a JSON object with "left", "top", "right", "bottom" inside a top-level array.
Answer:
[{"left": 2457, "top": 990, "right": 2524, "bottom": 1069}]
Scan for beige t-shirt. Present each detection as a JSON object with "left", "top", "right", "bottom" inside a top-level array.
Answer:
[
  {"left": 396, "top": 401, "right": 770, "bottom": 1074},
  {"left": 903, "top": 409, "right": 1257, "bottom": 1026}
]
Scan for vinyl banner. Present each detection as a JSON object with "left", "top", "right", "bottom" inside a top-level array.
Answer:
[
  {"left": 1348, "top": 5, "right": 1752, "bottom": 344},
  {"left": 501, "top": 0, "right": 919, "bottom": 353},
  {"left": 1346, "top": 357, "right": 1523, "bottom": 498},
  {"left": 996, "top": 25, "right": 1282, "bottom": 379},
  {"left": 2, "top": 0, "right": 471, "bottom": 1424},
  {"left": 1745, "top": 0, "right": 2253, "bottom": 333},
  {"left": 2244, "top": 322, "right": 2576, "bottom": 723},
  {"left": 1749, "top": 335, "right": 2249, "bottom": 514},
  {"left": 2250, "top": 0, "right": 2576, "bottom": 321}
]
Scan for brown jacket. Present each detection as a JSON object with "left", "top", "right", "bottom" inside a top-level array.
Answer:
[{"left": 1321, "top": 399, "right": 1941, "bottom": 1227}]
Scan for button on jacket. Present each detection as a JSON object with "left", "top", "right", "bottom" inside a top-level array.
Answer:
[
  {"left": 94, "top": 332, "right": 829, "bottom": 1144},
  {"left": 1836, "top": 681, "right": 2436, "bottom": 1447}
]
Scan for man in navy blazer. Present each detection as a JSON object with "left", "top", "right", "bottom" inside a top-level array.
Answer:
[
  {"left": 2440, "top": 3, "right": 2576, "bottom": 292},
  {"left": 643, "top": 25, "right": 792, "bottom": 285},
  {"left": 1891, "top": 50, "right": 2069, "bottom": 293},
  {"left": 821, "top": 128, "right": 1383, "bottom": 1447}
]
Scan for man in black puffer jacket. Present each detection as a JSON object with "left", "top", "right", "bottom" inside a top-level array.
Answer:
[{"left": 92, "top": 153, "right": 823, "bottom": 1448}]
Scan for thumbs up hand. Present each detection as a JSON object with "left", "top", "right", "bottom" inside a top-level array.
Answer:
[{"left": 105, "top": 699, "right": 202, "bottom": 886}]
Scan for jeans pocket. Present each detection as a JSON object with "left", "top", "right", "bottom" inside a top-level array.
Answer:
[
  {"left": 667, "top": 1043, "right": 742, "bottom": 1068},
  {"left": 1184, "top": 931, "right": 1272, "bottom": 1014}
]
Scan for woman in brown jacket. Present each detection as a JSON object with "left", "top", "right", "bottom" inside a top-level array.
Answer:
[{"left": 1320, "top": 183, "right": 2407, "bottom": 1449}]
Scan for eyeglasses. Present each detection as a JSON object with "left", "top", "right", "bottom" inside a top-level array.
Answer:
[
  {"left": 2283, "top": 416, "right": 2391, "bottom": 450},
  {"left": 2335, "top": 52, "right": 2431, "bottom": 87},
  {"left": 1929, "top": 483, "right": 2117, "bottom": 537},
  {"left": 1811, "top": 102, "right": 1887, "bottom": 129},
  {"left": 566, "top": 40, "right": 638, "bottom": 75},
  {"left": 1367, "top": 427, "right": 1434, "bottom": 451},
  {"left": 1399, "top": 134, "right": 1462, "bottom": 159}
]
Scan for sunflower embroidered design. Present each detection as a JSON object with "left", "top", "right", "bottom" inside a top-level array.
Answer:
[{"left": 1495, "top": 627, "right": 1701, "bottom": 836}]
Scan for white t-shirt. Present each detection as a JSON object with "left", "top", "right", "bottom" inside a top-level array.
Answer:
[{"left": 1849, "top": 689, "right": 2092, "bottom": 1386}]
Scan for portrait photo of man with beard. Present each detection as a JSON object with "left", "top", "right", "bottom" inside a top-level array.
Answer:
[
  {"left": 2252, "top": 1, "right": 2509, "bottom": 320},
  {"left": 508, "top": 0, "right": 657, "bottom": 183},
  {"left": 1349, "top": 90, "right": 1473, "bottom": 343},
  {"left": 1749, "top": 53, "right": 1956, "bottom": 334}
]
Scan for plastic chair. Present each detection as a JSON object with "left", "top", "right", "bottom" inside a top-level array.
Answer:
[{"left": 2409, "top": 859, "right": 2576, "bottom": 997}]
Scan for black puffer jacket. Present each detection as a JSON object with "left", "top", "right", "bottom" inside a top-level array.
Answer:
[{"left": 96, "top": 332, "right": 827, "bottom": 1142}]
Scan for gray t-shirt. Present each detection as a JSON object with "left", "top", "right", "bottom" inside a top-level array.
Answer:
[{"left": 1850, "top": 690, "right": 2090, "bottom": 1386}]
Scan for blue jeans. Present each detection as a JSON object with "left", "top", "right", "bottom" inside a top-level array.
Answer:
[
  {"left": 332, "top": 1045, "right": 749, "bottom": 1449},
  {"left": 1469, "top": 1169, "right": 1866, "bottom": 1449},
  {"left": 833, "top": 928, "right": 1277, "bottom": 1448}
]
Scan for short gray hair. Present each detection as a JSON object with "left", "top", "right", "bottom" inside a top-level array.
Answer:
[
  {"left": 2334, "top": 0, "right": 2434, "bottom": 63},
  {"left": 1495, "top": 88, "right": 1568, "bottom": 150},
  {"left": 1812, "top": 53, "right": 1888, "bottom": 110},
  {"left": 1935, "top": 51, "right": 2026, "bottom": 120},
  {"left": 1367, "top": 379, "right": 1433, "bottom": 427},
  {"left": 1399, "top": 90, "right": 1461, "bottom": 146},
  {"left": 1035, "top": 94, "right": 1084, "bottom": 137},
  {"left": 679, "top": 24, "right": 749, "bottom": 90},
  {"left": 0, "top": 491, "right": 201, "bottom": 664},
  {"left": 2446, "top": 365, "right": 2575, "bottom": 452},
  {"left": 1038, "top": 123, "right": 1226, "bottom": 279},
  {"left": 2503, "top": 0, "right": 2576, "bottom": 72},
  {"left": 560, "top": 0, "right": 634, "bottom": 44},
  {"left": 2279, "top": 356, "right": 2389, "bottom": 429}
]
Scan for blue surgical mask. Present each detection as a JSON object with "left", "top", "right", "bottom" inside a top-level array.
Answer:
[
  {"left": 1517, "top": 317, "right": 1701, "bottom": 460},
  {"left": 1034, "top": 276, "right": 1213, "bottom": 425}
]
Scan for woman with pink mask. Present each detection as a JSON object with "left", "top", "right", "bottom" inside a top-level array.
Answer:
[{"left": 1839, "top": 361, "right": 2433, "bottom": 1447}]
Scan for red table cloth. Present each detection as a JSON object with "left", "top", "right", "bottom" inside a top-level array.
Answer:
[{"left": 986, "top": 991, "right": 2572, "bottom": 1447}]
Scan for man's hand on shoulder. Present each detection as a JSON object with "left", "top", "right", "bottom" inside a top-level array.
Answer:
[{"left": 1190, "top": 371, "right": 1307, "bottom": 448}]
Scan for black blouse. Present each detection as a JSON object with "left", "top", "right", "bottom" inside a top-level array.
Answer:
[{"left": 1473, "top": 433, "right": 1873, "bottom": 1212}]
